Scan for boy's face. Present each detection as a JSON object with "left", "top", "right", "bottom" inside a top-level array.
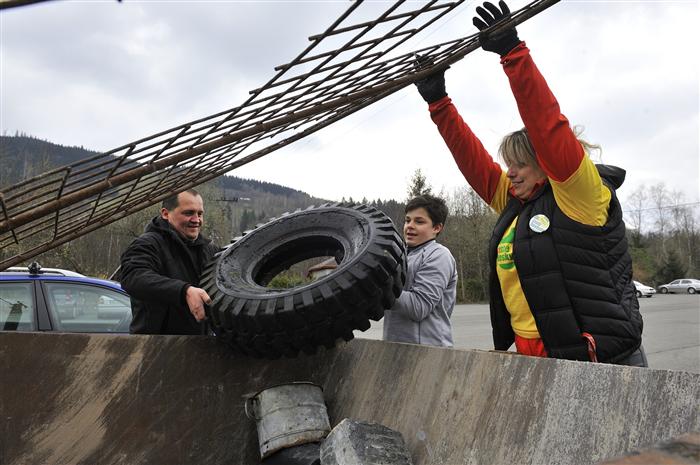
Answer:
[{"left": 404, "top": 207, "right": 443, "bottom": 248}]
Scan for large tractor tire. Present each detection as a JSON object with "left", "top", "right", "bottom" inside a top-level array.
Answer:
[{"left": 200, "top": 203, "right": 406, "bottom": 359}]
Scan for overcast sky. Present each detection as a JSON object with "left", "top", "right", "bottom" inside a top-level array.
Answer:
[{"left": 1, "top": 0, "right": 698, "bottom": 208}]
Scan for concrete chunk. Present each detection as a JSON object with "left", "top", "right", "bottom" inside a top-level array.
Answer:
[{"left": 320, "top": 418, "right": 413, "bottom": 465}]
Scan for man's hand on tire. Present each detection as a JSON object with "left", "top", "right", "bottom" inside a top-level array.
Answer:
[{"left": 186, "top": 286, "right": 211, "bottom": 322}]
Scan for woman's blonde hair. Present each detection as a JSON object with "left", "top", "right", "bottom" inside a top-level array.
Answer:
[{"left": 498, "top": 125, "right": 602, "bottom": 167}]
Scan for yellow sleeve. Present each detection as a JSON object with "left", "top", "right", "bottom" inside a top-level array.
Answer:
[
  {"left": 489, "top": 171, "right": 511, "bottom": 214},
  {"left": 550, "top": 155, "right": 611, "bottom": 226}
]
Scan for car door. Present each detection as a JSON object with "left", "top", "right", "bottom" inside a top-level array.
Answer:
[
  {"left": 41, "top": 281, "right": 132, "bottom": 333},
  {"left": 668, "top": 280, "right": 681, "bottom": 292}
]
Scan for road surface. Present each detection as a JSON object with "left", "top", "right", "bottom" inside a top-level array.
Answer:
[{"left": 357, "top": 294, "right": 700, "bottom": 373}]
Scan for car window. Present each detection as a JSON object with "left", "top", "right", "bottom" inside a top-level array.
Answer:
[
  {"left": 44, "top": 282, "right": 131, "bottom": 333},
  {"left": 670, "top": 280, "right": 680, "bottom": 285},
  {"left": 680, "top": 280, "right": 690, "bottom": 284},
  {"left": 0, "top": 282, "right": 35, "bottom": 331}
]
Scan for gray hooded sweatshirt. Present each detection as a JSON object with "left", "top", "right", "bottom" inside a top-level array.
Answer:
[{"left": 383, "top": 239, "right": 457, "bottom": 347}]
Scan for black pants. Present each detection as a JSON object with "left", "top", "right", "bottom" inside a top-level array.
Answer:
[{"left": 617, "top": 345, "right": 648, "bottom": 367}]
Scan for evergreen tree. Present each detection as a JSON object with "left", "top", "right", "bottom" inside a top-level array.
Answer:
[
  {"left": 239, "top": 209, "right": 257, "bottom": 233},
  {"left": 406, "top": 168, "right": 432, "bottom": 200},
  {"left": 656, "top": 249, "right": 687, "bottom": 284}
]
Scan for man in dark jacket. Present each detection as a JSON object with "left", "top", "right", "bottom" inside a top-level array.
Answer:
[{"left": 120, "top": 189, "right": 219, "bottom": 334}]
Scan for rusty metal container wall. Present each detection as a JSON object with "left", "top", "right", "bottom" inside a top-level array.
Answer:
[
  {"left": 246, "top": 382, "right": 330, "bottom": 459},
  {"left": 1, "top": 332, "right": 699, "bottom": 465}
]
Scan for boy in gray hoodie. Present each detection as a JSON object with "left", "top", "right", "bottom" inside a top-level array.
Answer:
[{"left": 383, "top": 194, "right": 457, "bottom": 347}]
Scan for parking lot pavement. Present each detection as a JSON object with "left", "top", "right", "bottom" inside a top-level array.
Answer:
[
  {"left": 637, "top": 294, "right": 700, "bottom": 373},
  {"left": 357, "top": 294, "right": 700, "bottom": 373}
]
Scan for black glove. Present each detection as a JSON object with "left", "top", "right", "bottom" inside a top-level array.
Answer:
[
  {"left": 473, "top": 1, "right": 520, "bottom": 56},
  {"left": 414, "top": 56, "right": 448, "bottom": 104}
]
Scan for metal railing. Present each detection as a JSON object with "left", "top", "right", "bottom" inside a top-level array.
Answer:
[{"left": 0, "top": 0, "right": 560, "bottom": 269}]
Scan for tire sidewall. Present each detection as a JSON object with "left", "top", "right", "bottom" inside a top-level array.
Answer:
[{"left": 215, "top": 206, "right": 383, "bottom": 299}]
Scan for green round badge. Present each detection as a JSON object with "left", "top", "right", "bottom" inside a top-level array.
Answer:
[{"left": 529, "top": 214, "right": 550, "bottom": 233}]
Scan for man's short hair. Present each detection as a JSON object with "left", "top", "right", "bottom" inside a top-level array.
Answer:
[
  {"left": 162, "top": 189, "right": 201, "bottom": 210},
  {"left": 405, "top": 194, "right": 449, "bottom": 227}
]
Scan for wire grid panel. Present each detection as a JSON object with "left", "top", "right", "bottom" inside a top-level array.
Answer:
[{"left": 0, "top": 0, "right": 559, "bottom": 269}]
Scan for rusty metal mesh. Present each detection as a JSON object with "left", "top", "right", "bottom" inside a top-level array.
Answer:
[
  {"left": 0, "top": 0, "right": 559, "bottom": 269},
  {"left": 0, "top": 0, "right": 60, "bottom": 10}
]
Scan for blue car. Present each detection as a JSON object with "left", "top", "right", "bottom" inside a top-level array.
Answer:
[{"left": 0, "top": 262, "right": 132, "bottom": 333}]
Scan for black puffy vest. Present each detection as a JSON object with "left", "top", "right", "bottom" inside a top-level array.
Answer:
[{"left": 488, "top": 165, "right": 643, "bottom": 362}]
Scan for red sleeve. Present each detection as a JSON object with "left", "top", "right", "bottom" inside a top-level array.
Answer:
[
  {"left": 501, "top": 43, "right": 583, "bottom": 182},
  {"left": 429, "top": 96, "right": 503, "bottom": 204}
]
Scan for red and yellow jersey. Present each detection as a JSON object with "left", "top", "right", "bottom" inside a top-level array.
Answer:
[{"left": 429, "top": 43, "right": 611, "bottom": 339}]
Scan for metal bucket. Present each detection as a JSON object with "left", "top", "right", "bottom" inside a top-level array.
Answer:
[{"left": 245, "top": 382, "right": 331, "bottom": 459}]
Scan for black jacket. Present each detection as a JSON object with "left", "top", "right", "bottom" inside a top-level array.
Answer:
[
  {"left": 120, "top": 216, "right": 219, "bottom": 335},
  {"left": 488, "top": 165, "right": 643, "bottom": 363}
]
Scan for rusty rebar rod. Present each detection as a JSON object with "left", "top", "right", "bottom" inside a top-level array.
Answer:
[{"left": 0, "top": 0, "right": 59, "bottom": 10}]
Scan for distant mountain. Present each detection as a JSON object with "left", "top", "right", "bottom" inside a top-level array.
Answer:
[
  {"left": 0, "top": 134, "right": 98, "bottom": 187},
  {"left": 0, "top": 134, "right": 318, "bottom": 203},
  {"left": 219, "top": 174, "right": 307, "bottom": 198}
]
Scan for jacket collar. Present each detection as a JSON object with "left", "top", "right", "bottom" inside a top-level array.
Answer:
[
  {"left": 147, "top": 216, "right": 210, "bottom": 247},
  {"left": 408, "top": 238, "right": 436, "bottom": 253},
  {"left": 509, "top": 179, "right": 548, "bottom": 205}
]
